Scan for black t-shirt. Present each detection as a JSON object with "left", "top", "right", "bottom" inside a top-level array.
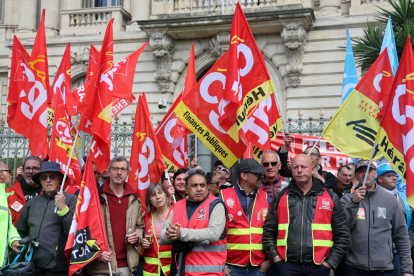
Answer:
[{"left": 19, "top": 179, "right": 42, "bottom": 202}]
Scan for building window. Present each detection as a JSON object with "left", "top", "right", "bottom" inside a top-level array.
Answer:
[{"left": 82, "top": 0, "right": 123, "bottom": 8}]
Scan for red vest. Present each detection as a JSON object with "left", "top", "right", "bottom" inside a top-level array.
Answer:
[
  {"left": 6, "top": 182, "right": 26, "bottom": 225},
  {"left": 277, "top": 188, "right": 334, "bottom": 264},
  {"left": 171, "top": 194, "right": 227, "bottom": 276},
  {"left": 143, "top": 209, "right": 173, "bottom": 276},
  {"left": 221, "top": 187, "right": 268, "bottom": 266}
]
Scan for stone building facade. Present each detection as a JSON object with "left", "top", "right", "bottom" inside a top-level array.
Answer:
[{"left": 0, "top": 0, "right": 394, "bottom": 168}]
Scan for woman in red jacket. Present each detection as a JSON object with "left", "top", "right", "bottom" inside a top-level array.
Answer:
[{"left": 142, "top": 183, "right": 173, "bottom": 276}]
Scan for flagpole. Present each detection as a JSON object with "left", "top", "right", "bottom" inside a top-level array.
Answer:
[
  {"left": 272, "top": 92, "right": 294, "bottom": 153},
  {"left": 307, "top": 135, "right": 322, "bottom": 157},
  {"left": 165, "top": 169, "right": 176, "bottom": 203},
  {"left": 362, "top": 142, "right": 377, "bottom": 187},
  {"left": 54, "top": 129, "right": 80, "bottom": 213},
  {"left": 108, "top": 263, "right": 113, "bottom": 276},
  {"left": 155, "top": 111, "right": 175, "bottom": 135}
]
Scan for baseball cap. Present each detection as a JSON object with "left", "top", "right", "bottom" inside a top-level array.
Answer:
[
  {"left": 237, "top": 158, "right": 267, "bottom": 175},
  {"left": 355, "top": 160, "right": 377, "bottom": 171},
  {"left": 376, "top": 163, "right": 396, "bottom": 177}
]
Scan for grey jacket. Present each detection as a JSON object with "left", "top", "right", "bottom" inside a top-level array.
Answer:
[
  {"left": 16, "top": 191, "right": 76, "bottom": 272},
  {"left": 341, "top": 184, "right": 413, "bottom": 273}
]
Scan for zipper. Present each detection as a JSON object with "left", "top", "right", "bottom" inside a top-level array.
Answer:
[
  {"left": 37, "top": 196, "right": 51, "bottom": 240},
  {"left": 300, "top": 195, "right": 305, "bottom": 262}
]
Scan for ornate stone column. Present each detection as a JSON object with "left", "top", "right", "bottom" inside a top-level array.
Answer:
[
  {"left": 149, "top": 32, "right": 174, "bottom": 93},
  {"left": 41, "top": 0, "right": 60, "bottom": 36},
  {"left": 130, "top": 0, "right": 150, "bottom": 27},
  {"left": 207, "top": 32, "right": 230, "bottom": 58},
  {"left": 17, "top": 0, "right": 37, "bottom": 34},
  {"left": 318, "top": 0, "right": 341, "bottom": 16},
  {"left": 281, "top": 21, "right": 307, "bottom": 88}
]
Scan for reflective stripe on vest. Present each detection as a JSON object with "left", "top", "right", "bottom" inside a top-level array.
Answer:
[
  {"left": 277, "top": 189, "right": 334, "bottom": 265},
  {"left": 172, "top": 195, "right": 227, "bottom": 275},
  {"left": 221, "top": 187, "right": 268, "bottom": 266},
  {"left": 143, "top": 210, "right": 173, "bottom": 276}
]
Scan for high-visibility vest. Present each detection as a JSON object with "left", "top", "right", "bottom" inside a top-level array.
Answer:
[
  {"left": 277, "top": 188, "right": 334, "bottom": 264},
  {"left": 221, "top": 187, "right": 268, "bottom": 266},
  {"left": 171, "top": 194, "right": 227, "bottom": 276},
  {"left": 143, "top": 209, "right": 173, "bottom": 276}
]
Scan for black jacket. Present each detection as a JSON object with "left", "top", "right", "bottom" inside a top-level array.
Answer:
[
  {"left": 16, "top": 191, "right": 77, "bottom": 272},
  {"left": 263, "top": 177, "right": 350, "bottom": 269},
  {"left": 277, "top": 148, "right": 343, "bottom": 198}
]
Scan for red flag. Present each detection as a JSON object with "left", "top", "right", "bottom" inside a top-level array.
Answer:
[
  {"left": 7, "top": 36, "right": 30, "bottom": 128},
  {"left": 49, "top": 91, "right": 81, "bottom": 187},
  {"left": 65, "top": 157, "right": 109, "bottom": 276},
  {"left": 11, "top": 10, "right": 50, "bottom": 157},
  {"left": 86, "top": 19, "right": 114, "bottom": 173},
  {"left": 52, "top": 43, "right": 73, "bottom": 114},
  {"left": 219, "top": 3, "right": 274, "bottom": 143},
  {"left": 129, "top": 93, "right": 166, "bottom": 210},
  {"left": 376, "top": 36, "right": 414, "bottom": 205}
]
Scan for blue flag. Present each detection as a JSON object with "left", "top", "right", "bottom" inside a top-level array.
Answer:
[
  {"left": 341, "top": 28, "right": 358, "bottom": 103},
  {"left": 380, "top": 17, "right": 399, "bottom": 76}
]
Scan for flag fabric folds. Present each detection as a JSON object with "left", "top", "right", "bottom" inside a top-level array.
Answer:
[
  {"left": 376, "top": 36, "right": 414, "bottom": 206},
  {"left": 129, "top": 93, "right": 166, "bottom": 210},
  {"left": 380, "top": 17, "right": 399, "bottom": 76},
  {"left": 65, "top": 157, "right": 109, "bottom": 276},
  {"left": 341, "top": 28, "right": 359, "bottom": 103},
  {"left": 322, "top": 50, "right": 393, "bottom": 159}
]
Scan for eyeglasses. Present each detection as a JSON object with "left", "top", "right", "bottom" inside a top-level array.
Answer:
[
  {"left": 209, "top": 181, "right": 220, "bottom": 185},
  {"left": 382, "top": 174, "right": 398, "bottom": 179},
  {"left": 306, "top": 152, "right": 320, "bottom": 157},
  {"left": 338, "top": 173, "right": 353, "bottom": 178},
  {"left": 40, "top": 174, "right": 58, "bottom": 181},
  {"left": 190, "top": 183, "right": 207, "bottom": 188},
  {"left": 1, "top": 170, "right": 12, "bottom": 175},
  {"left": 110, "top": 167, "right": 129, "bottom": 173},
  {"left": 186, "top": 168, "right": 207, "bottom": 178},
  {"left": 262, "top": 162, "right": 278, "bottom": 167},
  {"left": 214, "top": 167, "right": 229, "bottom": 173},
  {"left": 24, "top": 167, "right": 40, "bottom": 172}
]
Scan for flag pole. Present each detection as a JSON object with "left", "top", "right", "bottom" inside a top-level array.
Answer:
[
  {"left": 108, "top": 263, "right": 113, "bottom": 276},
  {"left": 165, "top": 169, "right": 176, "bottom": 203},
  {"left": 272, "top": 92, "right": 294, "bottom": 153},
  {"left": 361, "top": 142, "right": 377, "bottom": 187},
  {"left": 155, "top": 111, "right": 175, "bottom": 135},
  {"left": 54, "top": 129, "right": 80, "bottom": 213},
  {"left": 306, "top": 135, "right": 323, "bottom": 156}
]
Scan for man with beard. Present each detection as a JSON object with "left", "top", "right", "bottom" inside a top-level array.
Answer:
[
  {"left": 7, "top": 156, "right": 42, "bottom": 225},
  {"left": 341, "top": 160, "right": 413, "bottom": 275}
]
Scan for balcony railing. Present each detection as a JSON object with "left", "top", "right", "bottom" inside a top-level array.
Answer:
[{"left": 60, "top": 6, "right": 131, "bottom": 35}]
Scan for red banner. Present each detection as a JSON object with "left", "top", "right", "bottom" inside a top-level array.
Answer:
[
  {"left": 129, "top": 93, "right": 166, "bottom": 210},
  {"left": 65, "top": 157, "right": 109, "bottom": 276},
  {"left": 52, "top": 43, "right": 73, "bottom": 116}
]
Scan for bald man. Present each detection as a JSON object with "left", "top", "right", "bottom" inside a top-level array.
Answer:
[{"left": 263, "top": 154, "right": 349, "bottom": 276}]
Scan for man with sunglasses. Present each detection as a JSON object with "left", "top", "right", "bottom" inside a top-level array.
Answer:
[
  {"left": 7, "top": 156, "right": 42, "bottom": 225},
  {"left": 214, "top": 160, "right": 232, "bottom": 190},
  {"left": 259, "top": 150, "right": 283, "bottom": 199},
  {"left": 161, "top": 168, "right": 227, "bottom": 275},
  {"left": 87, "top": 156, "right": 144, "bottom": 276},
  {"left": 376, "top": 163, "right": 414, "bottom": 276},
  {"left": 207, "top": 172, "right": 220, "bottom": 197},
  {"left": 16, "top": 161, "right": 77, "bottom": 275}
]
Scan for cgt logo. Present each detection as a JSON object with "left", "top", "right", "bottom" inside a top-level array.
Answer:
[
  {"left": 135, "top": 137, "right": 155, "bottom": 190},
  {"left": 164, "top": 118, "right": 187, "bottom": 166}
]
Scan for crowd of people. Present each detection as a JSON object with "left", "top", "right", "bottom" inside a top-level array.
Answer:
[{"left": 1, "top": 132, "right": 414, "bottom": 276}]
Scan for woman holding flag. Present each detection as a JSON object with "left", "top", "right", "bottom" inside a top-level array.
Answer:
[{"left": 142, "top": 183, "right": 173, "bottom": 276}]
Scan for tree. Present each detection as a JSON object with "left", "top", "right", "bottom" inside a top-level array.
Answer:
[{"left": 352, "top": 0, "right": 414, "bottom": 70}]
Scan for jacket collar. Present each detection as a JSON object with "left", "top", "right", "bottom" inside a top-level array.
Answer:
[{"left": 288, "top": 177, "right": 324, "bottom": 196}]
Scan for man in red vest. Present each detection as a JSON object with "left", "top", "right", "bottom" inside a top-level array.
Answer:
[
  {"left": 221, "top": 158, "right": 273, "bottom": 276},
  {"left": 161, "top": 168, "right": 227, "bottom": 275},
  {"left": 263, "top": 154, "right": 350, "bottom": 276},
  {"left": 7, "top": 156, "right": 42, "bottom": 225}
]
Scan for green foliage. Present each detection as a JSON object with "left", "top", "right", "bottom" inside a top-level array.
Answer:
[{"left": 352, "top": 0, "right": 414, "bottom": 70}]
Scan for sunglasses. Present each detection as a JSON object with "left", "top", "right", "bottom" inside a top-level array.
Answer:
[
  {"left": 214, "top": 167, "right": 229, "bottom": 173},
  {"left": 40, "top": 174, "right": 58, "bottom": 181},
  {"left": 262, "top": 162, "right": 278, "bottom": 167}
]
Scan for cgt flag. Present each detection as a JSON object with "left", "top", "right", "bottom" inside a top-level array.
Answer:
[
  {"left": 376, "top": 37, "right": 414, "bottom": 206},
  {"left": 219, "top": 3, "right": 275, "bottom": 142},
  {"left": 65, "top": 157, "right": 109, "bottom": 276},
  {"left": 52, "top": 43, "right": 73, "bottom": 116},
  {"left": 129, "top": 93, "right": 166, "bottom": 210},
  {"left": 322, "top": 49, "right": 393, "bottom": 160}
]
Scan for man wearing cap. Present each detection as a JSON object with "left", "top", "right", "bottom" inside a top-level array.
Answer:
[
  {"left": 376, "top": 163, "right": 414, "bottom": 275},
  {"left": 259, "top": 150, "right": 283, "bottom": 199},
  {"left": 7, "top": 156, "right": 42, "bottom": 225},
  {"left": 214, "top": 160, "right": 232, "bottom": 190},
  {"left": 16, "top": 161, "right": 77, "bottom": 275},
  {"left": 161, "top": 168, "right": 227, "bottom": 275},
  {"left": 263, "top": 154, "right": 349, "bottom": 276},
  {"left": 341, "top": 160, "right": 413, "bottom": 275},
  {"left": 221, "top": 158, "right": 273, "bottom": 276}
]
